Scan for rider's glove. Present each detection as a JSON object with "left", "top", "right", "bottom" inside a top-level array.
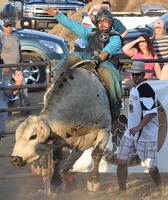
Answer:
[{"left": 92, "top": 55, "right": 101, "bottom": 70}]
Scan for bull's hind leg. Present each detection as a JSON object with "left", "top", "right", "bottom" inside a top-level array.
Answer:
[{"left": 87, "top": 128, "right": 110, "bottom": 191}]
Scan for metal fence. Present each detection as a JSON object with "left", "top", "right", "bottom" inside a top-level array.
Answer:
[
  {"left": 0, "top": 60, "right": 53, "bottom": 135},
  {"left": 1, "top": 57, "right": 168, "bottom": 134}
]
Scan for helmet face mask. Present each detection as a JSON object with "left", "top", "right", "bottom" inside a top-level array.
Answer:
[{"left": 95, "top": 9, "right": 113, "bottom": 32}]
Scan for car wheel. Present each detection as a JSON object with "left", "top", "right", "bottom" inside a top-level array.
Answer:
[{"left": 22, "top": 53, "right": 46, "bottom": 86}]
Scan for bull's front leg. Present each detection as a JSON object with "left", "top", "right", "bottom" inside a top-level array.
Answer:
[
  {"left": 60, "top": 148, "right": 84, "bottom": 192},
  {"left": 50, "top": 147, "right": 63, "bottom": 192},
  {"left": 87, "top": 128, "right": 110, "bottom": 192}
]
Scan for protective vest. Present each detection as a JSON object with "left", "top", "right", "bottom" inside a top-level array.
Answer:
[
  {"left": 85, "top": 29, "right": 123, "bottom": 68},
  {"left": 85, "top": 29, "right": 123, "bottom": 56}
]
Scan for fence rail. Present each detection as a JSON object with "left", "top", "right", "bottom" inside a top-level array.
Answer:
[
  {"left": 0, "top": 105, "right": 43, "bottom": 112},
  {"left": 0, "top": 61, "right": 49, "bottom": 68},
  {"left": 0, "top": 60, "right": 52, "bottom": 136},
  {"left": 119, "top": 58, "right": 168, "bottom": 63},
  {"left": 0, "top": 83, "right": 48, "bottom": 90}
]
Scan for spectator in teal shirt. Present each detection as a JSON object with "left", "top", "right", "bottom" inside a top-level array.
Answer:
[{"left": 88, "top": 1, "right": 128, "bottom": 38}]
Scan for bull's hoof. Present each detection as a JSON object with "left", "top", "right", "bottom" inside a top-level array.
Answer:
[
  {"left": 87, "top": 180, "right": 100, "bottom": 192},
  {"left": 61, "top": 173, "right": 77, "bottom": 193}
]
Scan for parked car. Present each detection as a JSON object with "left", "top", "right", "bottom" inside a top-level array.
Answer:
[
  {"left": 20, "top": 0, "right": 85, "bottom": 32},
  {"left": 0, "top": 21, "right": 70, "bottom": 85},
  {"left": 140, "top": 5, "right": 167, "bottom": 16}
]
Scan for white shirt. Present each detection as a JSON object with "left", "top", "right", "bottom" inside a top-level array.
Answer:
[{"left": 124, "top": 82, "right": 159, "bottom": 142}]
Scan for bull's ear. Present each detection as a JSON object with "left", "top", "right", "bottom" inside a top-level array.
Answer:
[{"left": 37, "top": 118, "right": 50, "bottom": 143}]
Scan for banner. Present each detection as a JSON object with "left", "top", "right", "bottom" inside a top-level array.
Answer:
[{"left": 72, "top": 80, "right": 168, "bottom": 173}]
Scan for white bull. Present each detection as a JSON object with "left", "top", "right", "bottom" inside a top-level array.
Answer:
[{"left": 11, "top": 64, "right": 112, "bottom": 191}]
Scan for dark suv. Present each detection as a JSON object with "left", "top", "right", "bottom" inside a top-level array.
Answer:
[
  {"left": 20, "top": 0, "right": 85, "bottom": 31},
  {"left": 0, "top": 20, "right": 69, "bottom": 85}
]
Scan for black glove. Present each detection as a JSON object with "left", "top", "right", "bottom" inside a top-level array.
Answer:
[{"left": 92, "top": 55, "right": 101, "bottom": 70}]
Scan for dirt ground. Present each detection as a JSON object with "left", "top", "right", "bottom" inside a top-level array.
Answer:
[
  {"left": 0, "top": 91, "right": 168, "bottom": 200},
  {"left": 2, "top": 171, "right": 168, "bottom": 200}
]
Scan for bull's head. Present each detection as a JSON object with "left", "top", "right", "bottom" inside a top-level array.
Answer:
[{"left": 11, "top": 115, "right": 53, "bottom": 167}]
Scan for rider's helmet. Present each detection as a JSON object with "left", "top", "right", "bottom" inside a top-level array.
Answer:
[{"left": 95, "top": 9, "right": 113, "bottom": 32}]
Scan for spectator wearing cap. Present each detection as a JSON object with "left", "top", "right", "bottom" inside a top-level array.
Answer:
[
  {"left": 151, "top": 19, "right": 168, "bottom": 80},
  {"left": 1, "top": 18, "right": 21, "bottom": 67},
  {"left": 0, "top": 18, "right": 31, "bottom": 118},
  {"left": 88, "top": 1, "right": 128, "bottom": 38}
]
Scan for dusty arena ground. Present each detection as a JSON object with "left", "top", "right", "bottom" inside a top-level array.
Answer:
[{"left": 0, "top": 91, "right": 168, "bottom": 200}]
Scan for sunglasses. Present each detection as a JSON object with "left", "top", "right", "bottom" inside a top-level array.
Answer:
[
  {"left": 4, "top": 24, "right": 12, "bottom": 27},
  {"left": 139, "top": 40, "right": 146, "bottom": 43},
  {"left": 131, "top": 73, "right": 142, "bottom": 77}
]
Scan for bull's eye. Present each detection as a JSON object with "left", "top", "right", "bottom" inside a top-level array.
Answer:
[{"left": 29, "top": 134, "right": 37, "bottom": 141}]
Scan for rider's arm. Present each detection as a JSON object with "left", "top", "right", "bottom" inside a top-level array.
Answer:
[
  {"left": 93, "top": 36, "right": 122, "bottom": 65},
  {"left": 103, "top": 35, "right": 122, "bottom": 57},
  {"left": 55, "top": 13, "right": 92, "bottom": 40},
  {"left": 44, "top": 7, "right": 92, "bottom": 40}
]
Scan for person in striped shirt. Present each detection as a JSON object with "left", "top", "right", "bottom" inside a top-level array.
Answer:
[{"left": 152, "top": 19, "right": 168, "bottom": 80}]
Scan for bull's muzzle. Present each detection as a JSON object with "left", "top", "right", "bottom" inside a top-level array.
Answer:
[{"left": 11, "top": 156, "right": 26, "bottom": 167}]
